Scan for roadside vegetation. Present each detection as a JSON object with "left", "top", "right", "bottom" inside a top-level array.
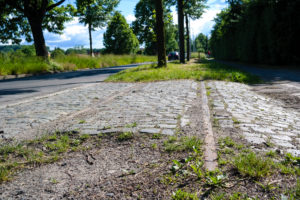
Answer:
[
  {"left": 0, "top": 52, "right": 156, "bottom": 76},
  {"left": 0, "top": 131, "right": 94, "bottom": 183},
  {"left": 106, "top": 59, "right": 262, "bottom": 84}
]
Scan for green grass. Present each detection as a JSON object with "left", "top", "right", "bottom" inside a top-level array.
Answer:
[
  {"left": 106, "top": 60, "right": 262, "bottom": 84},
  {"left": 117, "top": 132, "right": 134, "bottom": 141},
  {"left": 0, "top": 54, "right": 156, "bottom": 76},
  {"left": 233, "top": 152, "right": 274, "bottom": 178},
  {"left": 172, "top": 189, "right": 198, "bottom": 200},
  {"left": 163, "top": 136, "right": 202, "bottom": 152},
  {"left": 0, "top": 55, "right": 49, "bottom": 76}
]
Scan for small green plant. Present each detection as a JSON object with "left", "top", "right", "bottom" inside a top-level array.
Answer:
[
  {"left": 190, "top": 160, "right": 203, "bottom": 179},
  {"left": 234, "top": 152, "right": 274, "bottom": 178},
  {"left": 219, "top": 136, "right": 236, "bottom": 148},
  {"left": 152, "top": 133, "right": 162, "bottom": 139},
  {"left": 256, "top": 181, "right": 278, "bottom": 193},
  {"left": 205, "top": 170, "right": 226, "bottom": 188},
  {"left": 125, "top": 122, "right": 137, "bottom": 128},
  {"left": 151, "top": 143, "right": 158, "bottom": 149},
  {"left": 172, "top": 189, "right": 198, "bottom": 200},
  {"left": 117, "top": 132, "right": 134, "bottom": 141},
  {"left": 210, "top": 193, "right": 225, "bottom": 200},
  {"left": 232, "top": 117, "right": 240, "bottom": 124},
  {"left": 79, "top": 120, "right": 86, "bottom": 124},
  {"left": 171, "top": 159, "right": 183, "bottom": 174},
  {"left": 79, "top": 134, "right": 90, "bottom": 141},
  {"left": 164, "top": 136, "right": 202, "bottom": 152},
  {"left": 50, "top": 178, "right": 58, "bottom": 184},
  {"left": 103, "top": 125, "right": 111, "bottom": 130}
]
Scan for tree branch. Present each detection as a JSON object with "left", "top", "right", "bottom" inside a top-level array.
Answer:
[{"left": 46, "top": 0, "right": 65, "bottom": 11}]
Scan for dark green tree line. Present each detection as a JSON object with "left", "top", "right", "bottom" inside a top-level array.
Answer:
[{"left": 210, "top": 0, "right": 300, "bottom": 65}]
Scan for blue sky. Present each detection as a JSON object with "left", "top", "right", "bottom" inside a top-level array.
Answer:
[{"left": 26, "top": 0, "right": 227, "bottom": 49}]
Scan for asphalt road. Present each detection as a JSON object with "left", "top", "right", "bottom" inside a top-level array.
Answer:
[{"left": 0, "top": 63, "right": 143, "bottom": 106}]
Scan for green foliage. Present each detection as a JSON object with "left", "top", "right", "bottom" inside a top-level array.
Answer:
[
  {"left": 0, "top": 54, "right": 48, "bottom": 75},
  {"left": 0, "top": 0, "right": 73, "bottom": 56},
  {"left": 75, "top": 0, "right": 119, "bottom": 55},
  {"left": 51, "top": 48, "right": 65, "bottom": 58},
  {"left": 132, "top": 0, "right": 178, "bottom": 55},
  {"left": 210, "top": 0, "right": 300, "bottom": 65},
  {"left": 233, "top": 152, "right": 274, "bottom": 178},
  {"left": 106, "top": 60, "right": 262, "bottom": 84},
  {"left": 163, "top": 136, "right": 202, "bottom": 153},
  {"left": 117, "top": 132, "right": 134, "bottom": 141},
  {"left": 193, "top": 33, "right": 208, "bottom": 53},
  {"left": 104, "top": 12, "right": 139, "bottom": 54},
  {"left": 0, "top": 53, "right": 156, "bottom": 76},
  {"left": 205, "top": 170, "right": 226, "bottom": 187},
  {"left": 172, "top": 189, "right": 198, "bottom": 200},
  {"left": 75, "top": 0, "right": 119, "bottom": 28}
]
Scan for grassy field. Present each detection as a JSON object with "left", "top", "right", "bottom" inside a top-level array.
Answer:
[
  {"left": 106, "top": 59, "right": 262, "bottom": 84},
  {"left": 0, "top": 54, "right": 156, "bottom": 76}
]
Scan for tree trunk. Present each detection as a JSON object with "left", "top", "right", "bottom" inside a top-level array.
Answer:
[
  {"left": 88, "top": 23, "right": 94, "bottom": 57},
  {"left": 177, "top": 0, "right": 185, "bottom": 63},
  {"left": 154, "top": 0, "right": 166, "bottom": 67},
  {"left": 28, "top": 17, "right": 48, "bottom": 58},
  {"left": 185, "top": 14, "right": 190, "bottom": 61}
]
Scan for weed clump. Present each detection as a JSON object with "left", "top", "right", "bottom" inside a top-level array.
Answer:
[
  {"left": 164, "top": 136, "right": 202, "bottom": 153},
  {"left": 117, "top": 132, "right": 134, "bottom": 141},
  {"left": 234, "top": 152, "right": 274, "bottom": 178}
]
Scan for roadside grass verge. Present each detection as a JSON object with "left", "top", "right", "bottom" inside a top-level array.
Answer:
[
  {"left": 0, "top": 54, "right": 156, "bottom": 76},
  {"left": 0, "top": 56, "right": 49, "bottom": 76},
  {"left": 53, "top": 54, "right": 156, "bottom": 71},
  {"left": 106, "top": 60, "right": 262, "bottom": 84}
]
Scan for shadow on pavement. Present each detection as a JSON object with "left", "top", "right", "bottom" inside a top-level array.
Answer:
[{"left": 0, "top": 89, "right": 37, "bottom": 97}]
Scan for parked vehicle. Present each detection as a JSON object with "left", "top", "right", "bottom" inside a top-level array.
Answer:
[{"left": 168, "top": 52, "right": 179, "bottom": 60}]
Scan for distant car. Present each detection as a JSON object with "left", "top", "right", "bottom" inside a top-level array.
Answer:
[{"left": 168, "top": 52, "right": 179, "bottom": 61}]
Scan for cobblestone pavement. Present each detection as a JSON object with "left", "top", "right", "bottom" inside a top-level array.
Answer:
[
  {"left": 0, "top": 80, "right": 197, "bottom": 140},
  {"left": 207, "top": 81, "right": 300, "bottom": 156},
  {"left": 1, "top": 79, "right": 299, "bottom": 157}
]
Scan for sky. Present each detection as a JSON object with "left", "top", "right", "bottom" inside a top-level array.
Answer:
[{"left": 25, "top": 0, "right": 228, "bottom": 50}]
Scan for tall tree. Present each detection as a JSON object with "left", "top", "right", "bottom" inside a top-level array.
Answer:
[
  {"left": 75, "top": 0, "right": 119, "bottom": 56},
  {"left": 0, "top": 0, "right": 73, "bottom": 58},
  {"left": 177, "top": 0, "right": 185, "bottom": 63},
  {"left": 184, "top": 0, "right": 207, "bottom": 61},
  {"left": 132, "top": 0, "right": 176, "bottom": 55},
  {"left": 103, "top": 12, "right": 139, "bottom": 54},
  {"left": 194, "top": 33, "right": 208, "bottom": 53},
  {"left": 154, "top": 0, "right": 166, "bottom": 67}
]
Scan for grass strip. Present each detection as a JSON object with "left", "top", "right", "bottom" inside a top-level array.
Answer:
[{"left": 106, "top": 60, "right": 262, "bottom": 84}]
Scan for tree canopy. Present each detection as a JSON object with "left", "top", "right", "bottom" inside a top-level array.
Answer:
[
  {"left": 132, "top": 0, "right": 177, "bottom": 55},
  {"left": 210, "top": 0, "right": 300, "bottom": 65},
  {"left": 75, "top": 0, "right": 119, "bottom": 56},
  {"left": 0, "top": 0, "right": 73, "bottom": 57},
  {"left": 103, "top": 12, "right": 139, "bottom": 54}
]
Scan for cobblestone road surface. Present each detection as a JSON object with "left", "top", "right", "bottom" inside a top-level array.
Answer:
[
  {"left": 0, "top": 81, "right": 197, "bottom": 140},
  {"left": 0, "top": 80, "right": 299, "bottom": 156},
  {"left": 207, "top": 81, "right": 300, "bottom": 156}
]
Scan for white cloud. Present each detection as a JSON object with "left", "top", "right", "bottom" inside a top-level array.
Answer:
[
  {"left": 126, "top": 14, "right": 136, "bottom": 23},
  {"left": 40, "top": 17, "right": 107, "bottom": 49},
  {"left": 172, "top": 0, "right": 227, "bottom": 37}
]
